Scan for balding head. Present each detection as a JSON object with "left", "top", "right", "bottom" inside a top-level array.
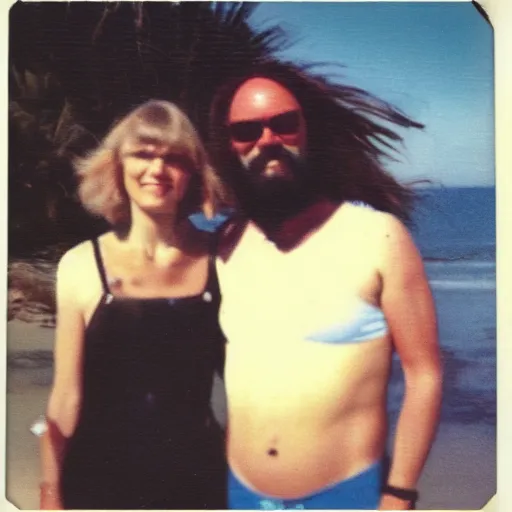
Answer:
[
  {"left": 227, "top": 77, "right": 307, "bottom": 179},
  {"left": 229, "top": 77, "right": 302, "bottom": 124}
]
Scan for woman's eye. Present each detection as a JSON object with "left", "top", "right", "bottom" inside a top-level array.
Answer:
[
  {"left": 134, "top": 150, "right": 154, "bottom": 160},
  {"left": 160, "top": 155, "right": 172, "bottom": 165},
  {"left": 163, "top": 155, "right": 192, "bottom": 170},
  {"left": 128, "top": 150, "right": 193, "bottom": 171},
  {"left": 163, "top": 155, "right": 181, "bottom": 166}
]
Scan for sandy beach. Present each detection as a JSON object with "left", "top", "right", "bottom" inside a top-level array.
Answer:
[{"left": 6, "top": 316, "right": 496, "bottom": 511}]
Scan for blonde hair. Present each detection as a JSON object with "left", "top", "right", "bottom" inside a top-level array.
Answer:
[{"left": 75, "top": 100, "right": 227, "bottom": 226}]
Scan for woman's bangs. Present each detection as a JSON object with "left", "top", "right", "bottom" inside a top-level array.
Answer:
[
  {"left": 129, "top": 121, "right": 169, "bottom": 147},
  {"left": 119, "top": 109, "right": 203, "bottom": 172}
]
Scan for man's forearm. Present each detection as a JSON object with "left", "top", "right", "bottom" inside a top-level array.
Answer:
[{"left": 386, "top": 371, "right": 442, "bottom": 489}]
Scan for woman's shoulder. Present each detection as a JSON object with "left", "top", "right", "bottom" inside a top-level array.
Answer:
[
  {"left": 55, "top": 235, "right": 113, "bottom": 309},
  {"left": 57, "top": 233, "right": 113, "bottom": 278},
  {"left": 58, "top": 240, "right": 89, "bottom": 269}
]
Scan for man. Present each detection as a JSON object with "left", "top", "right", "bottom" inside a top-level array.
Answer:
[{"left": 208, "top": 62, "right": 442, "bottom": 510}]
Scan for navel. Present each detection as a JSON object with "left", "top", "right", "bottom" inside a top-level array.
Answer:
[{"left": 267, "top": 436, "right": 279, "bottom": 457}]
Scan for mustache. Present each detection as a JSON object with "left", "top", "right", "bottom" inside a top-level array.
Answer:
[{"left": 247, "top": 145, "right": 300, "bottom": 176}]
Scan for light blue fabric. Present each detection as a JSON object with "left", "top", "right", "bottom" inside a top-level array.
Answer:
[
  {"left": 348, "top": 200, "right": 375, "bottom": 210},
  {"left": 305, "top": 301, "right": 388, "bottom": 344},
  {"left": 188, "top": 210, "right": 233, "bottom": 233}
]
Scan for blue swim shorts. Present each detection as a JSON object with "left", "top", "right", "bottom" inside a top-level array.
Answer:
[{"left": 228, "top": 460, "right": 383, "bottom": 510}]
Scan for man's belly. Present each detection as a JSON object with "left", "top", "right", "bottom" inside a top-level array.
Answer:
[
  {"left": 217, "top": 218, "right": 392, "bottom": 497},
  {"left": 224, "top": 338, "right": 391, "bottom": 498}
]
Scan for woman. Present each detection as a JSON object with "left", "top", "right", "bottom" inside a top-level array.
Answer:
[{"left": 39, "top": 100, "right": 227, "bottom": 509}]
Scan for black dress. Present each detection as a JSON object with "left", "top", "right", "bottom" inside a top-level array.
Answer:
[{"left": 60, "top": 239, "right": 227, "bottom": 509}]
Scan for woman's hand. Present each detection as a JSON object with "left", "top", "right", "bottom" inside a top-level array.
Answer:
[{"left": 40, "top": 482, "right": 63, "bottom": 510}]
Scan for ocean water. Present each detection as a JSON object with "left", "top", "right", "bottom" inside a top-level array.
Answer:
[
  {"left": 388, "top": 186, "right": 496, "bottom": 427},
  {"left": 412, "top": 186, "right": 495, "bottom": 263}
]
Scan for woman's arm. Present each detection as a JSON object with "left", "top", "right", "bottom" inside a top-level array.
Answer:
[
  {"left": 377, "top": 214, "right": 443, "bottom": 510},
  {"left": 40, "top": 249, "right": 86, "bottom": 509}
]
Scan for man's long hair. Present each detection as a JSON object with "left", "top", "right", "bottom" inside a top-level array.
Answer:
[{"left": 208, "top": 60, "right": 424, "bottom": 222}]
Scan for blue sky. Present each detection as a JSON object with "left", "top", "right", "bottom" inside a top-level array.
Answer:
[{"left": 248, "top": 2, "right": 494, "bottom": 187}]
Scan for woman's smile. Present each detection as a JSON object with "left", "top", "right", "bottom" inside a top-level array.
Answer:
[{"left": 140, "top": 181, "right": 173, "bottom": 195}]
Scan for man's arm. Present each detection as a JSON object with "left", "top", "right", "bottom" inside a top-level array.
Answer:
[{"left": 378, "top": 214, "right": 443, "bottom": 510}]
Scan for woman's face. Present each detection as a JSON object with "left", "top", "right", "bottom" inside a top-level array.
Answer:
[{"left": 120, "top": 140, "right": 193, "bottom": 217}]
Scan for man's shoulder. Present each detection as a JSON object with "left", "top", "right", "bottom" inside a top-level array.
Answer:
[
  {"left": 320, "top": 201, "right": 410, "bottom": 257},
  {"left": 328, "top": 200, "right": 389, "bottom": 230},
  {"left": 217, "top": 218, "right": 249, "bottom": 262}
]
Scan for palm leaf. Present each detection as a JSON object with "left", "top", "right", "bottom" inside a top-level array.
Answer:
[{"left": 9, "top": 1, "right": 290, "bottom": 252}]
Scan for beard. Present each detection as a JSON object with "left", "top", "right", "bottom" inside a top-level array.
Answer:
[{"left": 227, "top": 145, "right": 317, "bottom": 233}]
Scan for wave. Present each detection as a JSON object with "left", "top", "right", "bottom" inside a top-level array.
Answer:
[
  {"left": 425, "top": 260, "right": 496, "bottom": 268},
  {"left": 429, "top": 279, "right": 496, "bottom": 291},
  {"left": 422, "top": 245, "right": 496, "bottom": 263}
]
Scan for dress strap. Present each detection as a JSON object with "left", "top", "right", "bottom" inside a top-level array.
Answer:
[
  {"left": 206, "top": 254, "right": 220, "bottom": 297},
  {"left": 91, "top": 238, "right": 111, "bottom": 294},
  {"left": 205, "top": 235, "right": 220, "bottom": 299}
]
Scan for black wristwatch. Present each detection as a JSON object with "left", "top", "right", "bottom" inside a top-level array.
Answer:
[{"left": 382, "top": 484, "right": 419, "bottom": 509}]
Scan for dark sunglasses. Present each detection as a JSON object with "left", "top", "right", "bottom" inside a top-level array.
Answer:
[{"left": 229, "top": 110, "right": 301, "bottom": 143}]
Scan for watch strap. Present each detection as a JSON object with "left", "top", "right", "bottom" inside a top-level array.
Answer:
[{"left": 382, "top": 484, "right": 419, "bottom": 503}]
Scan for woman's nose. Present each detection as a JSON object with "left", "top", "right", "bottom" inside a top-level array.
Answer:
[{"left": 147, "top": 156, "right": 165, "bottom": 174}]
